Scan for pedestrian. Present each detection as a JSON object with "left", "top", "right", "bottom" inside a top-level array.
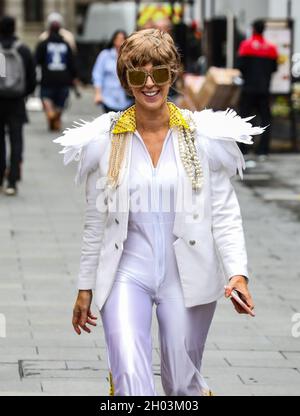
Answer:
[
  {"left": 54, "top": 29, "right": 264, "bottom": 396},
  {"left": 237, "top": 19, "right": 278, "bottom": 161},
  {"left": 92, "top": 30, "right": 133, "bottom": 112},
  {"left": 35, "top": 17, "right": 77, "bottom": 132},
  {"left": 0, "top": 15, "right": 36, "bottom": 196}
]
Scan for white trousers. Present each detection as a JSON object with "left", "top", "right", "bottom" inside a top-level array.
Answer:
[{"left": 100, "top": 266, "right": 217, "bottom": 396}]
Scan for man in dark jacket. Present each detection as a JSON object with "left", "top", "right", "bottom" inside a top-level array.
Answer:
[
  {"left": 237, "top": 19, "right": 278, "bottom": 159},
  {"left": 35, "top": 19, "right": 77, "bottom": 132},
  {"left": 0, "top": 16, "right": 36, "bottom": 195}
]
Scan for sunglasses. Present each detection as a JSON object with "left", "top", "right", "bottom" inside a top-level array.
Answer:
[{"left": 126, "top": 65, "right": 171, "bottom": 88}]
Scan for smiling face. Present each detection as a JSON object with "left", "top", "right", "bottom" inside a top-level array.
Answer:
[
  {"left": 129, "top": 63, "right": 171, "bottom": 111},
  {"left": 117, "top": 29, "right": 182, "bottom": 110}
]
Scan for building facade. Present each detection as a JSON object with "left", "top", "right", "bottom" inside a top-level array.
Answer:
[
  {"left": 0, "top": 0, "right": 83, "bottom": 48},
  {"left": 195, "top": 0, "right": 299, "bottom": 53},
  {"left": 0, "top": 0, "right": 299, "bottom": 53}
]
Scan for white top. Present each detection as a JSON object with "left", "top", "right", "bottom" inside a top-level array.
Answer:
[{"left": 117, "top": 129, "right": 179, "bottom": 289}]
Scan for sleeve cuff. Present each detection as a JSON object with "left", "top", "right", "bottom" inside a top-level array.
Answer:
[
  {"left": 77, "top": 280, "right": 95, "bottom": 290},
  {"left": 228, "top": 274, "right": 249, "bottom": 284}
]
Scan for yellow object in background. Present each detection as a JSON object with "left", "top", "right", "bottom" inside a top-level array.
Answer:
[
  {"left": 278, "top": 54, "right": 288, "bottom": 65},
  {"left": 137, "top": 3, "right": 183, "bottom": 28}
]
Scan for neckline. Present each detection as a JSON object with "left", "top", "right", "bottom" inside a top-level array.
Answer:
[{"left": 134, "top": 129, "right": 172, "bottom": 170}]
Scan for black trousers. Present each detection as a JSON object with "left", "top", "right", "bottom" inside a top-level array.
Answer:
[
  {"left": 238, "top": 92, "right": 272, "bottom": 155},
  {"left": 0, "top": 115, "right": 23, "bottom": 186}
]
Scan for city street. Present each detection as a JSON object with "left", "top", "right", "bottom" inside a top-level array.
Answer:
[{"left": 0, "top": 88, "right": 300, "bottom": 396}]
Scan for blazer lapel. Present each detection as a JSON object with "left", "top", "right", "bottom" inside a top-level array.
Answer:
[
  {"left": 117, "top": 132, "right": 132, "bottom": 188},
  {"left": 113, "top": 133, "right": 132, "bottom": 242},
  {"left": 172, "top": 128, "right": 205, "bottom": 236},
  {"left": 172, "top": 128, "right": 187, "bottom": 238}
]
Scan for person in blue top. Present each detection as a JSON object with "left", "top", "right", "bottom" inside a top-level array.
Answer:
[{"left": 92, "top": 30, "right": 133, "bottom": 112}]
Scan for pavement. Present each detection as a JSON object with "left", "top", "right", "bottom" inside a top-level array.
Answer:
[{"left": 0, "top": 88, "right": 300, "bottom": 396}]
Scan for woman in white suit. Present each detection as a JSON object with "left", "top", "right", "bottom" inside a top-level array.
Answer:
[{"left": 54, "top": 29, "right": 263, "bottom": 396}]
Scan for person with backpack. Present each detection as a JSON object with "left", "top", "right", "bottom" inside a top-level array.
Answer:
[
  {"left": 0, "top": 15, "right": 36, "bottom": 196},
  {"left": 35, "top": 19, "right": 77, "bottom": 132}
]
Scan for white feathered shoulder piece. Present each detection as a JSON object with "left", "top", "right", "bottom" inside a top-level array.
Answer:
[
  {"left": 189, "top": 108, "right": 266, "bottom": 179},
  {"left": 53, "top": 112, "right": 112, "bottom": 185}
]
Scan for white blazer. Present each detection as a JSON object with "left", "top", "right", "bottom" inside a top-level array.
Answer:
[{"left": 54, "top": 108, "right": 264, "bottom": 311}]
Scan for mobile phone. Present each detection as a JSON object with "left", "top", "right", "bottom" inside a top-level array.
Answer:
[{"left": 224, "top": 286, "right": 255, "bottom": 317}]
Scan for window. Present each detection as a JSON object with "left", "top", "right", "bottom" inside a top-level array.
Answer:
[{"left": 24, "top": 0, "right": 44, "bottom": 22}]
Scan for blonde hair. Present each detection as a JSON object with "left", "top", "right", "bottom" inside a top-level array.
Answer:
[{"left": 117, "top": 28, "right": 182, "bottom": 94}]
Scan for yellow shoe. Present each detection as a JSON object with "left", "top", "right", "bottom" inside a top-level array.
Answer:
[
  {"left": 202, "top": 389, "right": 215, "bottom": 396},
  {"left": 108, "top": 371, "right": 114, "bottom": 396}
]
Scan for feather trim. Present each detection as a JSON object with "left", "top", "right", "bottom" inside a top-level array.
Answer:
[
  {"left": 193, "top": 108, "right": 266, "bottom": 144},
  {"left": 192, "top": 108, "right": 266, "bottom": 179},
  {"left": 53, "top": 112, "right": 111, "bottom": 184}
]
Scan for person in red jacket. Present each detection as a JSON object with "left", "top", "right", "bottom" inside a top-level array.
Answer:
[{"left": 237, "top": 19, "right": 278, "bottom": 160}]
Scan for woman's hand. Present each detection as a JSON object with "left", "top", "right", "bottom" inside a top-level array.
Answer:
[
  {"left": 72, "top": 290, "right": 98, "bottom": 335},
  {"left": 224, "top": 275, "right": 255, "bottom": 315},
  {"left": 94, "top": 91, "right": 103, "bottom": 105}
]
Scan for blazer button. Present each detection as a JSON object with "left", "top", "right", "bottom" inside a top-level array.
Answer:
[
  {"left": 193, "top": 213, "right": 199, "bottom": 219},
  {"left": 115, "top": 218, "right": 119, "bottom": 224},
  {"left": 189, "top": 240, "right": 196, "bottom": 246},
  {"left": 115, "top": 243, "right": 119, "bottom": 249}
]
